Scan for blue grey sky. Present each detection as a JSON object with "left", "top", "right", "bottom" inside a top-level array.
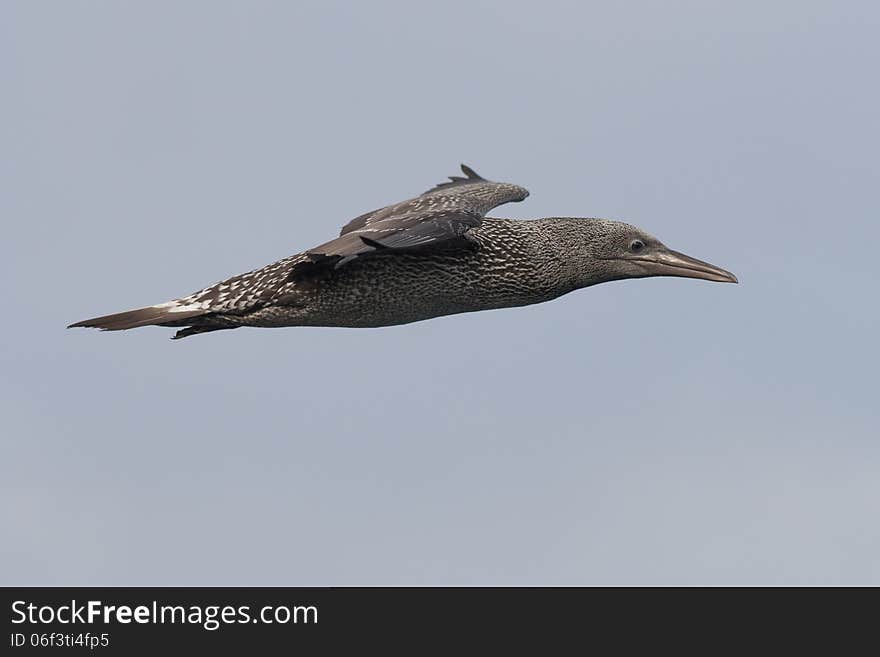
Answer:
[{"left": 2, "top": 1, "right": 877, "bottom": 585}]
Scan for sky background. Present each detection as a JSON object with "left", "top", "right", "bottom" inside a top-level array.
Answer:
[{"left": 2, "top": 1, "right": 878, "bottom": 585}]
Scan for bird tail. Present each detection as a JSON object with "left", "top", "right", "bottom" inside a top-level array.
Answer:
[{"left": 67, "top": 301, "right": 208, "bottom": 332}]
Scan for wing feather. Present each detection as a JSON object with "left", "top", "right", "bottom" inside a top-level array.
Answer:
[{"left": 304, "top": 165, "right": 528, "bottom": 274}]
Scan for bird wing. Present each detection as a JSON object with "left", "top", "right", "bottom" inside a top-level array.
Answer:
[{"left": 299, "top": 165, "right": 529, "bottom": 272}]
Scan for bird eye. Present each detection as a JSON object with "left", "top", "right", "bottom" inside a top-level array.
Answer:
[{"left": 629, "top": 239, "right": 645, "bottom": 253}]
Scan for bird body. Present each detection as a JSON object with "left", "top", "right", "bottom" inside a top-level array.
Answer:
[
  {"left": 70, "top": 166, "right": 737, "bottom": 339},
  {"left": 182, "top": 218, "right": 576, "bottom": 331}
]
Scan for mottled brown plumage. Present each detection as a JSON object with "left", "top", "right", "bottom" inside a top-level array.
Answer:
[{"left": 69, "top": 165, "right": 736, "bottom": 339}]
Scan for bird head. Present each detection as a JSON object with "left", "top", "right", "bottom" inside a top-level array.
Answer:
[{"left": 576, "top": 219, "right": 738, "bottom": 285}]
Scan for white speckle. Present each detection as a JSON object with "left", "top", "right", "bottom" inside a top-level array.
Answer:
[{"left": 154, "top": 301, "right": 209, "bottom": 313}]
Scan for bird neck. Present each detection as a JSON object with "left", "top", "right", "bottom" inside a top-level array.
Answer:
[{"left": 533, "top": 217, "right": 622, "bottom": 290}]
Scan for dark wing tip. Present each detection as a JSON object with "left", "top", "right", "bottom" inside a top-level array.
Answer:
[
  {"left": 425, "top": 164, "right": 489, "bottom": 194},
  {"left": 459, "top": 164, "right": 484, "bottom": 180}
]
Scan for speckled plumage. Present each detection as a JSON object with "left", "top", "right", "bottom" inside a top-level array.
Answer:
[{"left": 69, "top": 165, "right": 737, "bottom": 339}]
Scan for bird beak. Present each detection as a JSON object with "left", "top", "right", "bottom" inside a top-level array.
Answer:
[{"left": 635, "top": 249, "right": 738, "bottom": 283}]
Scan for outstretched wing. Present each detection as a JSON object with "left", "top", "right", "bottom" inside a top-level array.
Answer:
[{"left": 298, "top": 165, "right": 529, "bottom": 274}]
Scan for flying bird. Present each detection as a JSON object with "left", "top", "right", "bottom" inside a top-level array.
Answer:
[{"left": 69, "top": 165, "right": 737, "bottom": 339}]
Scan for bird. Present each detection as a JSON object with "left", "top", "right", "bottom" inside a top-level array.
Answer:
[{"left": 68, "top": 164, "right": 737, "bottom": 340}]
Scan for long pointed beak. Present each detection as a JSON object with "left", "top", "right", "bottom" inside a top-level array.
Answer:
[{"left": 637, "top": 249, "right": 738, "bottom": 283}]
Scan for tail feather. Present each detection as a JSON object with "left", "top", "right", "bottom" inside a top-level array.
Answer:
[{"left": 67, "top": 303, "right": 208, "bottom": 331}]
